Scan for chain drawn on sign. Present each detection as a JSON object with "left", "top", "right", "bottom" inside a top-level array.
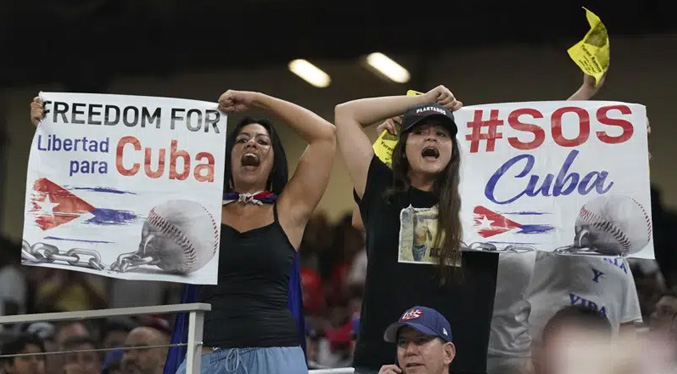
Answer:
[
  {"left": 460, "top": 242, "right": 536, "bottom": 253},
  {"left": 21, "top": 240, "right": 159, "bottom": 273},
  {"left": 22, "top": 241, "right": 105, "bottom": 270}
]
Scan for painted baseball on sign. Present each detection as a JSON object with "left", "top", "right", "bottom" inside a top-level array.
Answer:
[
  {"left": 568, "top": 195, "right": 652, "bottom": 256},
  {"left": 139, "top": 200, "right": 219, "bottom": 274}
]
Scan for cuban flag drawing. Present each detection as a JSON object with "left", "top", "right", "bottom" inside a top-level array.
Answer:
[
  {"left": 30, "top": 178, "right": 140, "bottom": 234},
  {"left": 28, "top": 177, "right": 139, "bottom": 240},
  {"left": 472, "top": 206, "right": 555, "bottom": 240},
  {"left": 464, "top": 205, "right": 555, "bottom": 252}
]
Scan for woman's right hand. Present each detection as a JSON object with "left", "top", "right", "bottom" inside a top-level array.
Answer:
[
  {"left": 30, "top": 97, "right": 44, "bottom": 127},
  {"left": 217, "top": 90, "right": 260, "bottom": 113},
  {"left": 425, "top": 85, "right": 463, "bottom": 111},
  {"left": 377, "top": 116, "right": 402, "bottom": 136}
]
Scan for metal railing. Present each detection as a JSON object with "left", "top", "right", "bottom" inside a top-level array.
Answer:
[
  {"left": 0, "top": 303, "right": 355, "bottom": 374},
  {"left": 0, "top": 303, "right": 210, "bottom": 374}
]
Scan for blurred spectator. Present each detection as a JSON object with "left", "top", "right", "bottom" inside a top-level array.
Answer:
[
  {"left": 102, "top": 348, "right": 124, "bottom": 374},
  {"left": 0, "top": 334, "right": 45, "bottom": 374},
  {"left": 346, "top": 207, "right": 367, "bottom": 289},
  {"left": 649, "top": 292, "right": 677, "bottom": 331},
  {"left": 121, "top": 326, "right": 169, "bottom": 374},
  {"left": 0, "top": 237, "right": 27, "bottom": 318},
  {"left": 46, "top": 321, "right": 92, "bottom": 374},
  {"left": 630, "top": 259, "right": 666, "bottom": 321},
  {"left": 651, "top": 186, "right": 677, "bottom": 289},
  {"left": 108, "top": 280, "right": 169, "bottom": 309},
  {"left": 62, "top": 336, "right": 102, "bottom": 374},
  {"left": 101, "top": 319, "right": 135, "bottom": 351},
  {"left": 35, "top": 270, "right": 107, "bottom": 313},
  {"left": 300, "top": 212, "right": 333, "bottom": 271},
  {"left": 302, "top": 266, "right": 324, "bottom": 316},
  {"left": 24, "top": 323, "right": 55, "bottom": 342},
  {"left": 325, "top": 214, "right": 364, "bottom": 307},
  {"left": 55, "top": 322, "right": 92, "bottom": 346},
  {"left": 300, "top": 213, "right": 330, "bottom": 317},
  {"left": 305, "top": 327, "right": 323, "bottom": 370},
  {"left": 137, "top": 316, "right": 171, "bottom": 336},
  {"left": 532, "top": 305, "right": 612, "bottom": 374}
]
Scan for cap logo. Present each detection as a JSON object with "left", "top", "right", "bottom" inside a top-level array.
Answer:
[
  {"left": 443, "top": 328, "right": 448, "bottom": 336},
  {"left": 401, "top": 309, "right": 423, "bottom": 321},
  {"left": 415, "top": 107, "right": 446, "bottom": 115}
]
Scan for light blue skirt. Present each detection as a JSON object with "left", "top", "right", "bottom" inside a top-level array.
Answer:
[{"left": 175, "top": 346, "right": 308, "bottom": 374}]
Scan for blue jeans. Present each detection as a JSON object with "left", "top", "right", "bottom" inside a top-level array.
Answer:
[{"left": 175, "top": 346, "right": 307, "bottom": 374}]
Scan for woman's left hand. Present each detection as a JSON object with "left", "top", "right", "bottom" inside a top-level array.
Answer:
[{"left": 218, "top": 90, "right": 259, "bottom": 112}]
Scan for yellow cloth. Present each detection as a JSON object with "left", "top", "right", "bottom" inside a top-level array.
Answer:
[
  {"left": 567, "top": 7, "right": 610, "bottom": 86},
  {"left": 372, "top": 90, "right": 424, "bottom": 166}
]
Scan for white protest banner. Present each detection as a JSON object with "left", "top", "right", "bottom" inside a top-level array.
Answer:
[
  {"left": 22, "top": 92, "right": 227, "bottom": 284},
  {"left": 456, "top": 101, "right": 652, "bottom": 258}
]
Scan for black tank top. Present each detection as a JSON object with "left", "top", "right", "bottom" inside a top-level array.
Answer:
[{"left": 199, "top": 204, "right": 299, "bottom": 348}]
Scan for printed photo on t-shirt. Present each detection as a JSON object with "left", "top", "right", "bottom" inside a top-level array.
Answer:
[{"left": 398, "top": 205, "right": 450, "bottom": 265}]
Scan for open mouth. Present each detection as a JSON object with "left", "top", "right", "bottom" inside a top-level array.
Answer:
[
  {"left": 421, "top": 147, "right": 440, "bottom": 160},
  {"left": 241, "top": 152, "right": 260, "bottom": 167},
  {"left": 405, "top": 363, "right": 425, "bottom": 369}
]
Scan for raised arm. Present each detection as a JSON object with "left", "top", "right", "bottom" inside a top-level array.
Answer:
[
  {"left": 567, "top": 73, "right": 606, "bottom": 100},
  {"left": 334, "top": 85, "right": 462, "bottom": 198},
  {"left": 219, "top": 90, "right": 336, "bottom": 235}
]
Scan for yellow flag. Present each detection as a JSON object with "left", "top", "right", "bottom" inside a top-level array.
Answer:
[
  {"left": 373, "top": 90, "right": 424, "bottom": 167},
  {"left": 567, "top": 7, "right": 610, "bottom": 86}
]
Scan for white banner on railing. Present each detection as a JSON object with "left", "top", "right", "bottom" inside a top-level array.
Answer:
[{"left": 22, "top": 92, "right": 227, "bottom": 284}]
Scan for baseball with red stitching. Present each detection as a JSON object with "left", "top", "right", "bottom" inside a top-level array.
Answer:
[
  {"left": 139, "top": 200, "right": 219, "bottom": 274},
  {"left": 574, "top": 195, "right": 652, "bottom": 256}
]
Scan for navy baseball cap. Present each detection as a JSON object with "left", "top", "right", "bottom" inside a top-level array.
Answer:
[
  {"left": 383, "top": 306, "right": 452, "bottom": 343},
  {"left": 400, "top": 103, "right": 458, "bottom": 137}
]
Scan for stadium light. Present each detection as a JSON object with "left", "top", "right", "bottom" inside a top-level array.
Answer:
[
  {"left": 365, "top": 52, "right": 410, "bottom": 83},
  {"left": 288, "top": 59, "right": 331, "bottom": 88}
]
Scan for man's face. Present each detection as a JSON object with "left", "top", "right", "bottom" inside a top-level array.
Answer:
[
  {"left": 3, "top": 344, "right": 45, "bottom": 374},
  {"left": 121, "top": 328, "right": 167, "bottom": 374},
  {"left": 650, "top": 296, "right": 677, "bottom": 329},
  {"left": 396, "top": 326, "right": 454, "bottom": 374},
  {"left": 63, "top": 344, "right": 101, "bottom": 374}
]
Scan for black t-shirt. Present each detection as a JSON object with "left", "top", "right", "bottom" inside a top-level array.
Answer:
[{"left": 353, "top": 156, "right": 498, "bottom": 374}]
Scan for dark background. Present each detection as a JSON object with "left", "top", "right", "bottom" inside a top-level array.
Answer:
[{"left": 1, "top": 0, "right": 676, "bottom": 90}]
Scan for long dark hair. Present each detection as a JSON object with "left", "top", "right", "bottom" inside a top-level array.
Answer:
[
  {"left": 385, "top": 128, "right": 463, "bottom": 283},
  {"left": 224, "top": 117, "right": 288, "bottom": 195}
]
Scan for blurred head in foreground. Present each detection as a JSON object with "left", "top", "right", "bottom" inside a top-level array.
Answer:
[{"left": 533, "top": 305, "right": 612, "bottom": 374}]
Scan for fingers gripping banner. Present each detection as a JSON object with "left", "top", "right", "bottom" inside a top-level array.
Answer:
[{"left": 22, "top": 92, "right": 227, "bottom": 284}]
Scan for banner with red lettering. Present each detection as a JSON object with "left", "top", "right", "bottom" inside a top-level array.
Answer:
[
  {"left": 22, "top": 92, "right": 226, "bottom": 284},
  {"left": 454, "top": 101, "right": 653, "bottom": 259}
]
